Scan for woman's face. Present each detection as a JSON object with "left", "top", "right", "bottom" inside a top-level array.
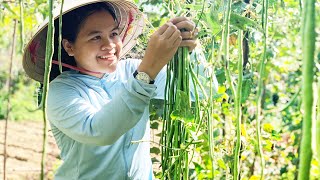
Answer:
[{"left": 63, "top": 10, "right": 122, "bottom": 77}]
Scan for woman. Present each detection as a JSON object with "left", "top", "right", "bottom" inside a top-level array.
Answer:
[{"left": 23, "top": 0, "right": 197, "bottom": 179}]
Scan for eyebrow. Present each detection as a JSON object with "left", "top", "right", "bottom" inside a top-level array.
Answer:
[{"left": 86, "top": 26, "right": 120, "bottom": 37}]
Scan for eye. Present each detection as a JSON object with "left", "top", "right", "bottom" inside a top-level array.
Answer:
[
  {"left": 91, "top": 36, "right": 101, "bottom": 40},
  {"left": 111, "top": 31, "right": 119, "bottom": 37}
]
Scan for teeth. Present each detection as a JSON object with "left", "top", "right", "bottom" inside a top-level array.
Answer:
[
  {"left": 99, "top": 55, "right": 113, "bottom": 59},
  {"left": 100, "top": 56, "right": 108, "bottom": 59}
]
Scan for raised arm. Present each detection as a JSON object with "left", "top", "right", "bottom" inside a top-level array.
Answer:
[{"left": 47, "top": 75, "right": 155, "bottom": 146}]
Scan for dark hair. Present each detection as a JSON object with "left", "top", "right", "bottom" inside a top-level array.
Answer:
[{"left": 50, "top": 2, "right": 118, "bottom": 81}]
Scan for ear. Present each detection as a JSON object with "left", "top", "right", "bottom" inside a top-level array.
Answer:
[{"left": 62, "top": 39, "right": 75, "bottom": 56}]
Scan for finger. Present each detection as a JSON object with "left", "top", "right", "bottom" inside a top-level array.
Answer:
[
  {"left": 169, "top": 30, "right": 182, "bottom": 43},
  {"left": 180, "top": 40, "right": 198, "bottom": 52},
  {"left": 155, "top": 22, "right": 173, "bottom": 36},
  {"left": 181, "top": 31, "right": 194, "bottom": 40},
  {"left": 174, "top": 20, "right": 195, "bottom": 32},
  {"left": 169, "top": 16, "right": 189, "bottom": 25},
  {"left": 161, "top": 23, "right": 178, "bottom": 39},
  {"left": 181, "top": 28, "right": 199, "bottom": 40},
  {"left": 193, "top": 27, "right": 199, "bottom": 36},
  {"left": 173, "top": 35, "right": 182, "bottom": 48}
]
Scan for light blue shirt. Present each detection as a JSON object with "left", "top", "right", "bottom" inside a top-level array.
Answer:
[{"left": 47, "top": 59, "right": 166, "bottom": 180}]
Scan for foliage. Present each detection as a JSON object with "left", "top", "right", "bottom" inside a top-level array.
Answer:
[
  {"left": 0, "top": 69, "right": 42, "bottom": 121},
  {"left": 147, "top": 0, "right": 319, "bottom": 179}
]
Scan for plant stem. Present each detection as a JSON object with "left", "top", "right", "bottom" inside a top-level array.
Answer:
[
  {"left": 298, "top": 0, "right": 316, "bottom": 179},
  {"left": 221, "top": 0, "right": 237, "bottom": 178},
  {"left": 233, "top": 30, "right": 243, "bottom": 180},
  {"left": 58, "top": 0, "right": 64, "bottom": 73},
  {"left": 19, "top": 0, "right": 24, "bottom": 53},
  {"left": 222, "top": 0, "right": 236, "bottom": 98},
  {"left": 40, "top": 0, "right": 54, "bottom": 179},
  {"left": 3, "top": 18, "right": 17, "bottom": 180},
  {"left": 208, "top": 37, "right": 216, "bottom": 179},
  {"left": 255, "top": 0, "right": 268, "bottom": 178},
  {"left": 317, "top": 79, "right": 320, "bottom": 174}
]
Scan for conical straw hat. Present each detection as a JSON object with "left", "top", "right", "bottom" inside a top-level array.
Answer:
[{"left": 23, "top": 0, "right": 144, "bottom": 82}]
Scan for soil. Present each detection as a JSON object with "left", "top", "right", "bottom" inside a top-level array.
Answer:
[
  {"left": 0, "top": 120, "right": 60, "bottom": 180},
  {"left": 0, "top": 120, "right": 162, "bottom": 180}
]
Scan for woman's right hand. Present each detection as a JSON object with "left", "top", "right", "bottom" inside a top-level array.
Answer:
[{"left": 138, "top": 22, "right": 182, "bottom": 80}]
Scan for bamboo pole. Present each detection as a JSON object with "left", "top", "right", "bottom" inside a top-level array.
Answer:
[
  {"left": 298, "top": 0, "right": 316, "bottom": 179},
  {"left": 3, "top": 18, "right": 17, "bottom": 180},
  {"left": 40, "top": 0, "right": 54, "bottom": 179}
]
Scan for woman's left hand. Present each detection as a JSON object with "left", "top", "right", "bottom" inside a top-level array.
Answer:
[{"left": 170, "top": 17, "right": 198, "bottom": 52}]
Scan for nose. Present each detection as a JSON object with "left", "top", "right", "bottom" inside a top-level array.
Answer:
[{"left": 101, "top": 37, "right": 115, "bottom": 51}]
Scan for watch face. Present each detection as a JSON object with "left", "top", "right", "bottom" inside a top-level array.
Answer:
[{"left": 136, "top": 72, "right": 151, "bottom": 83}]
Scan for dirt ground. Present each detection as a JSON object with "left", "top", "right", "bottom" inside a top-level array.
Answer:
[
  {"left": 0, "top": 120, "right": 60, "bottom": 180},
  {"left": 0, "top": 120, "right": 162, "bottom": 180}
]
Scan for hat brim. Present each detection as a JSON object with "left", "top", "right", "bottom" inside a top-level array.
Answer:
[{"left": 23, "top": 0, "right": 144, "bottom": 83}]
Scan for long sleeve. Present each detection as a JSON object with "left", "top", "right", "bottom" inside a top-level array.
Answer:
[{"left": 47, "top": 74, "right": 156, "bottom": 146}]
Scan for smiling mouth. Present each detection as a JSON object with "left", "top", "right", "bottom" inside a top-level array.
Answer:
[{"left": 97, "top": 55, "right": 117, "bottom": 61}]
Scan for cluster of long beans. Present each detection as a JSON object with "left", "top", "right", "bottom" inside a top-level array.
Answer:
[{"left": 161, "top": 47, "right": 194, "bottom": 179}]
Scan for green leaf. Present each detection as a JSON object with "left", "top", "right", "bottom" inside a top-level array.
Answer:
[
  {"left": 254, "top": 3, "right": 263, "bottom": 13},
  {"left": 193, "top": 162, "right": 204, "bottom": 173},
  {"left": 241, "top": 78, "right": 252, "bottom": 103},
  {"left": 263, "top": 140, "right": 274, "bottom": 152},
  {"left": 170, "top": 90, "right": 195, "bottom": 122},
  {"left": 230, "top": 13, "right": 262, "bottom": 31},
  {"left": 271, "top": 130, "right": 281, "bottom": 140},
  {"left": 150, "top": 121, "right": 159, "bottom": 129},
  {"left": 2, "top": 3, "right": 17, "bottom": 16},
  {"left": 215, "top": 68, "right": 226, "bottom": 84},
  {"left": 213, "top": 129, "right": 220, "bottom": 138},
  {"left": 203, "top": 13, "right": 221, "bottom": 34},
  {"left": 176, "top": 90, "right": 190, "bottom": 109},
  {"left": 150, "top": 147, "right": 161, "bottom": 154},
  {"left": 170, "top": 110, "right": 194, "bottom": 123},
  {"left": 170, "top": 110, "right": 181, "bottom": 121},
  {"left": 217, "top": 159, "right": 227, "bottom": 170},
  {"left": 232, "top": 1, "right": 248, "bottom": 14}
]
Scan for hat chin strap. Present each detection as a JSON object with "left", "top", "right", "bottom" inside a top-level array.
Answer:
[
  {"left": 29, "top": 40, "right": 103, "bottom": 76},
  {"left": 51, "top": 59, "right": 103, "bottom": 75}
]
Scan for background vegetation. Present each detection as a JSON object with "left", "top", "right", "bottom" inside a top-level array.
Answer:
[{"left": 0, "top": 0, "right": 319, "bottom": 179}]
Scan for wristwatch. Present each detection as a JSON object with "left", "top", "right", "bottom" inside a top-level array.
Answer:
[{"left": 133, "top": 70, "right": 155, "bottom": 84}]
